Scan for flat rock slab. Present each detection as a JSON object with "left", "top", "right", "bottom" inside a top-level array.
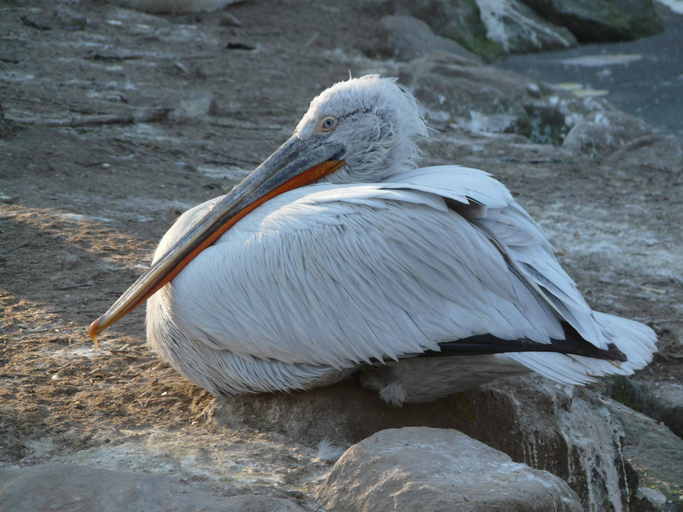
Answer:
[
  {"left": 0, "top": 463, "right": 305, "bottom": 512},
  {"left": 317, "top": 427, "right": 582, "bottom": 512}
]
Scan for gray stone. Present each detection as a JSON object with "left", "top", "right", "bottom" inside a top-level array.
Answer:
[
  {"left": 603, "top": 134, "right": 683, "bottom": 173},
  {"left": 635, "top": 487, "right": 669, "bottom": 511},
  {"left": 604, "top": 399, "right": 683, "bottom": 504},
  {"left": 611, "top": 378, "right": 683, "bottom": 441},
  {"left": 519, "top": 0, "right": 663, "bottom": 42},
  {"left": 398, "top": 53, "right": 597, "bottom": 144},
  {"left": 399, "top": 53, "right": 533, "bottom": 126},
  {"left": 475, "top": 0, "right": 577, "bottom": 53},
  {"left": 373, "top": 15, "right": 481, "bottom": 62},
  {"left": 636, "top": 380, "right": 683, "bottom": 438},
  {"left": 213, "top": 376, "right": 639, "bottom": 511},
  {"left": 361, "top": 0, "right": 504, "bottom": 60},
  {"left": 562, "top": 110, "right": 654, "bottom": 158},
  {"left": 0, "top": 463, "right": 306, "bottom": 512},
  {"left": 113, "top": 0, "right": 240, "bottom": 14},
  {"left": 317, "top": 427, "right": 582, "bottom": 512}
]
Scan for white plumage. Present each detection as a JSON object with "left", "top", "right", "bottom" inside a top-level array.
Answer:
[{"left": 132, "top": 76, "right": 658, "bottom": 404}]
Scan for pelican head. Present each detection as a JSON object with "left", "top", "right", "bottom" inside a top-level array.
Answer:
[
  {"left": 295, "top": 75, "right": 427, "bottom": 183},
  {"left": 88, "top": 75, "right": 427, "bottom": 338}
]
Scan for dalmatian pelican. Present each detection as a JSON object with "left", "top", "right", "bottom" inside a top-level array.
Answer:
[{"left": 89, "top": 75, "right": 656, "bottom": 404}]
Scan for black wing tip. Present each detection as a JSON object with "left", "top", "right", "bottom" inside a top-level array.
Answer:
[{"left": 421, "top": 335, "right": 628, "bottom": 362}]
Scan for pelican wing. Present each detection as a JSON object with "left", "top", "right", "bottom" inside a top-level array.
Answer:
[
  {"left": 384, "top": 165, "right": 607, "bottom": 347},
  {"left": 155, "top": 165, "right": 654, "bottom": 382}
]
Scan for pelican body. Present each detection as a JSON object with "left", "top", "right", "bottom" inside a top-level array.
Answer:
[{"left": 90, "top": 76, "right": 656, "bottom": 404}]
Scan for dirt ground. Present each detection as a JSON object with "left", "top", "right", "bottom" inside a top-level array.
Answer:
[{"left": 1, "top": 0, "right": 682, "bottom": 503}]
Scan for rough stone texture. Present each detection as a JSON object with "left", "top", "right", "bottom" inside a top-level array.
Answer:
[
  {"left": 635, "top": 380, "right": 683, "bottom": 438},
  {"left": 388, "top": 0, "right": 504, "bottom": 60},
  {"left": 609, "top": 377, "right": 683, "bottom": 442},
  {"left": 562, "top": 110, "right": 654, "bottom": 158},
  {"left": 0, "top": 463, "right": 306, "bottom": 512},
  {"left": 369, "top": 15, "right": 481, "bottom": 62},
  {"left": 520, "top": 0, "right": 663, "bottom": 42},
  {"left": 476, "top": 0, "right": 578, "bottom": 53},
  {"left": 398, "top": 53, "right": 608, "bottom": 145},
  {"left": 605, "top": 399, "right": 683, "bottom": 506},
  {"left": 603, "top": 134, "right": 683, "bottom": 173},
  {"left": 112, "top": 0, "right": 239, "bottom": 14},
  {"left": 317, "top": 427, "right": 583, "bottom": 512},
  {"left": 214, "top": 377, "right": 638, "bottom": 511}
]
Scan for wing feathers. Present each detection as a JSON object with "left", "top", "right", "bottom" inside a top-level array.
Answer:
[{"left": 159, "top": 165, "right": 655, "bottom": 386}]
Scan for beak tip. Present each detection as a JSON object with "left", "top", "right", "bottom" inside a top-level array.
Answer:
[{"left": 87, "top": 317, "right": 103, "bottom": 340}]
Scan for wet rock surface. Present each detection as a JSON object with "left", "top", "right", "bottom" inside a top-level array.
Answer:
[
  {"left": 317, "top": 427, "right": 583, "bottom": 512},
  {"left": 1, "top": 1, "right": 681, "bottom": 511}
]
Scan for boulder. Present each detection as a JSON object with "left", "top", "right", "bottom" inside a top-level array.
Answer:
[
  {"left": 608, "top": 377, "right": 683, "bottom": 442},
  {"left": 604, "top": 399, "right": 683, "bottom": 507},
  {"left": 317, "top": 427, "right": 582, "bottom": 512},
  {"left": 603, "top": 134, "right": 683, "bottom": 173},
  {"left": 398, "top": 53, "right": 599, "bottom": 145},
  {"left": 0, "top": 463, "right": 306, "bottom": 512},
  {"left": 562, "top": 110, "right": 654, "bottom": 159},
  {"left": 519, "top": 0, "right": 663, "bottom": 42},
  {"left": 359, "top": 0, "right": 503, "bottom": 60},
  {"left": 213, "top": 376, "right": 640, "bottom": 510},
  {"left": 112, "top": 0, "right": 239, "bottom": 13},
  {"left": 366, "top": 15, "right": 481, "bottom": 62},
  {"left": 475, "top": 0, "right": 577, "bottom": 53}
]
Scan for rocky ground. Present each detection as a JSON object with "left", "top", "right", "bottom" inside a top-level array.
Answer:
[{"left": 1, "top": 1, "right": 682, "bottom": 511}]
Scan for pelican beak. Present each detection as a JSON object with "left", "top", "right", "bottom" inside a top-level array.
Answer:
[{"left": 88, "top": 136, "right": 346, "bottom": 339}]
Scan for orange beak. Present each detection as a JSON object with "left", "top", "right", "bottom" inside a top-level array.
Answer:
[{"left": 88, "top": 136, "right": 345, "bottom": 339}]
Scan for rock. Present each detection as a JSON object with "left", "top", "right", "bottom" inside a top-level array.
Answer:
[
  {"left": 0, "top": 103, "right": 19, "bottom": 139},
  {"left": 610, "top": 377, "right": 683, "bottom": 439},
  {"left": 603, "top": 134, "right": 683, "bottom": 173},
  {"left": 634, "top": 380, "right": 683, "bottom": 438},
  {"left": 398, "top": 53, "right": 598, "bottom": 144},
  {"left": 605, "top": 399, "right": 683, "bottom": 505},
  {"left": 0, "top": 463, "right": 306, "bottom": 512},
  {"left": 360, "top": 0, "right": 504, "bottom": 60},
  {"left": 112, "top": 0, "right": 240, "bottom": 13},
  {"left": 368, "top": 15, "right": 481, "bottom": 62},
  {"left": 519, "top": 0, "right": 663, "bottom": 42},
  {"left": 168, "top": 92, "right": 215, "bottom": 123},
  {"left": 317, "top": 427, "right": 583, "bottom": 512},
  {"left": 214, "top": 376, "right": 639, "bottom": 510},
  {"left": 399, "top": 53, "right": 533, "bottom": 126},
  {"left": 562, "top": 110, "right": 654, "bottom": 159},
  {"left": 634, "top": 487, "right": 670, "bottom": 511},
  {"left": 476, "top": 0, "right": 577, "bottom": 53}
]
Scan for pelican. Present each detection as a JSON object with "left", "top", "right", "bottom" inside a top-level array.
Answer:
[{"left": 89, "top": 75, "right": 656, "bottom": 405}]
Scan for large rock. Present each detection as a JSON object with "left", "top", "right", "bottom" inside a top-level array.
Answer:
[
  {"left": 0, "top": 463, "right": 305, "bottom": 512},
  {"left": 519, "top": 0, "right": 663, "bottom": 42},
  {"left": 634, "top": 380, "right": 683, "bottom": 438},
  {"left": 112, "top": 0, "right": 239, "bottom": 13},
  {"left": 605, "top": 399, "right": 683, "bottom": 507},
  {"left": 366, "top": 15, "right": 481, "bottom": 62},
  {"left": 361, "top": 0, "right": 504, "bottom": 60},
  {"left": 603, "top": 134, "right": 683, "bottom": 173},
  {"left": 475, "top": 0, "right": 577, "bottom": 53},
  {"left": 562, "top": 109, "right": 654, "bottom": 159},
  {"left": 398, "top": 53, "right": 600, "bottom": 145},
  {"left": 317, "top": 427, "right": 583, "bottom": 512},
  {"left": 213, "top": 376, "right": 639, "bottom": 511}
]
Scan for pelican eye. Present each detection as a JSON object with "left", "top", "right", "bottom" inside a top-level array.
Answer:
[{"left": 318, "top": 116, "right": 338, "bottom": 133}]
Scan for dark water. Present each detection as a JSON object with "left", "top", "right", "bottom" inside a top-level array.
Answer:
[{"left": 500, "top": 11, "right": 683, "bottom": 136}]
